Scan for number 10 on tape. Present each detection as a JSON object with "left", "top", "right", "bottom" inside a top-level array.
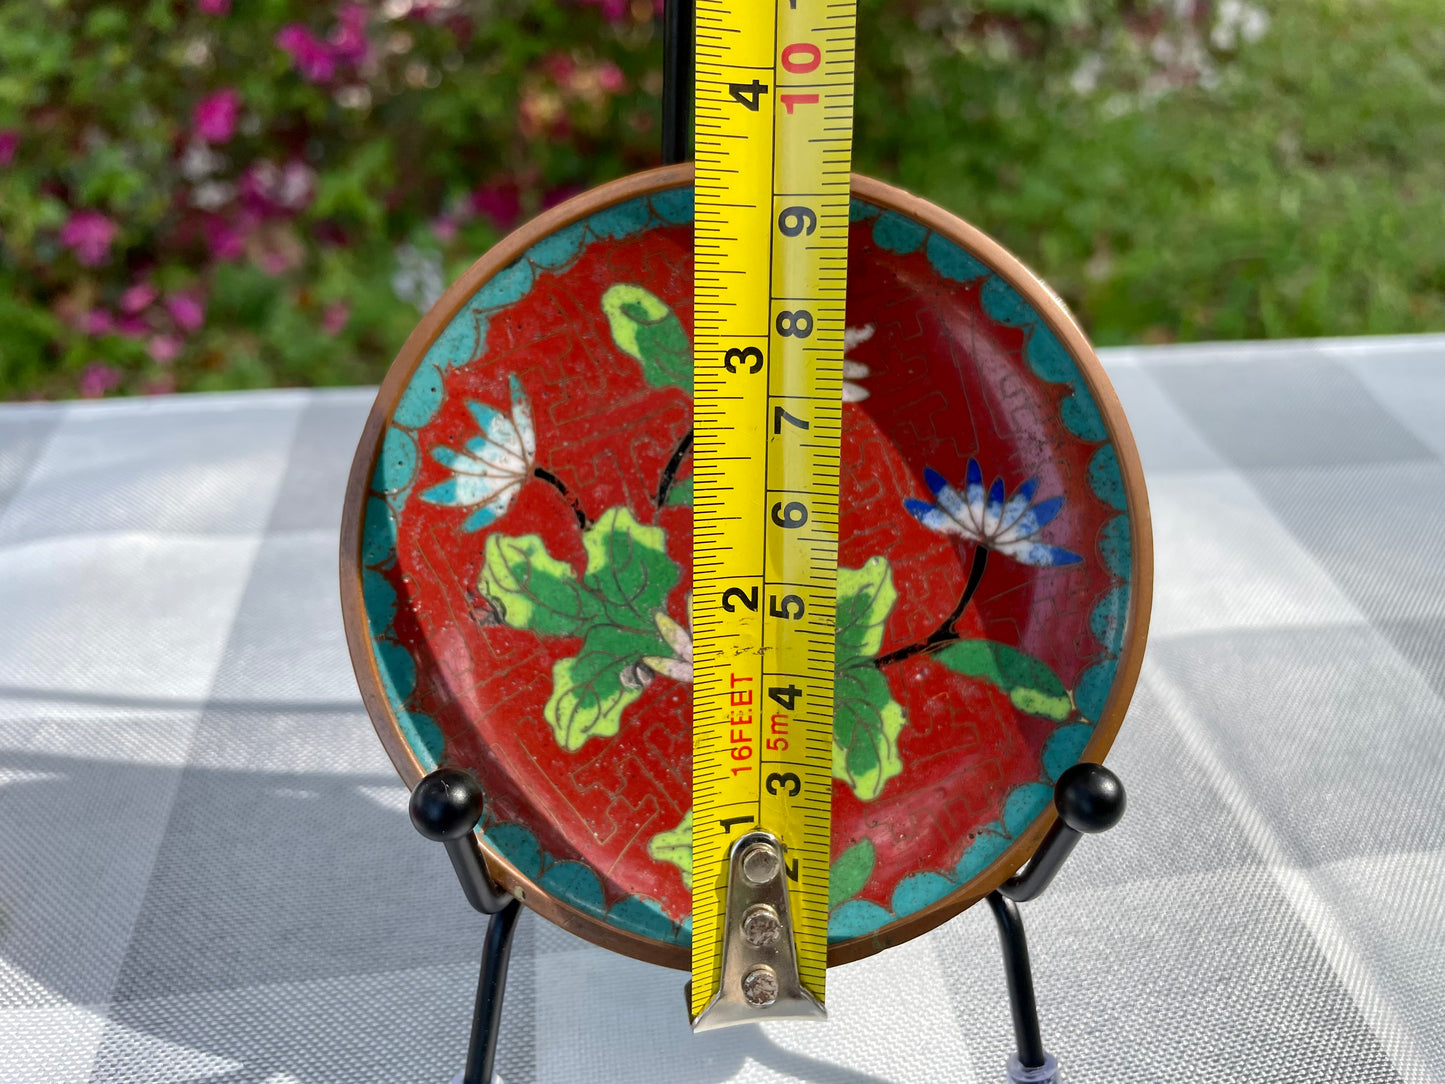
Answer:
[{"left": 690, "top": 0, "right": 857, "bottom": 1023}]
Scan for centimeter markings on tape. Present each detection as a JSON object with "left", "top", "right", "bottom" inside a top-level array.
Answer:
[{"left": 690, "top": 0, "right": 856, "bottom": 1019}]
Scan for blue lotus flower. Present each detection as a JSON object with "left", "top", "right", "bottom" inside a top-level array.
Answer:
[
  {"left": 904, "top": 460, "right": 1083, "bottom": 568},
  {"left": 421, "top": 375, "right": 536, "bottom": 532}
]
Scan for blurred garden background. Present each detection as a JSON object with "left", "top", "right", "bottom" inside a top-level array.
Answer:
[{"left": 1, "top": 0, "right": 1442, "bottom": 400}]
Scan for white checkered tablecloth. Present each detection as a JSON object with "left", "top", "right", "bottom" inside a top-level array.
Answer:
[{"left": 1, "top": 335, "right": 1442, "bottom": 1084}]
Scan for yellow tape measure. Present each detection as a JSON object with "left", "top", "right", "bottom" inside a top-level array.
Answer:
[{"left": 690, "top": 0, "right": 856, "bottom": 1019}]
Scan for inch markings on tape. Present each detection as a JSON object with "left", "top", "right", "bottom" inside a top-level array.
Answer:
[{"left": 690, "top": 0, "right": 856, "bottom": 1022}]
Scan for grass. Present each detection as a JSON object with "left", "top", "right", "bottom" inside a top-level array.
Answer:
[{"left": 854, "top": 0, "right": 1445, "bottom": 345}]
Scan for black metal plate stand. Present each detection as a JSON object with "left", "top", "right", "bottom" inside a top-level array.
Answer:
[
  {"left": 410, "top": 761, "right": 1124, "bottom": 1084},
  {"left": 407, "top": 8, "right": 1127, "bottom": 1080},
  {"left": 410, "top": 771, "right": 522, "bottom": 1084}
]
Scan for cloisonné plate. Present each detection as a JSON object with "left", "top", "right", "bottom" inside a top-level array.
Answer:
[{"left": 341, "top": 165, "right": 1152, "bottom": 968}]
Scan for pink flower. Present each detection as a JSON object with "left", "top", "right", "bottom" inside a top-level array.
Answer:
[
  {"left": 0, "top": 130, "right": 17, "bottom": 166},
  {"left": 120, "top": 282, "right": 158, "bottom": 315},
  {"left": 238, "top": 161, "right": 277, "bottom": 214},
  {"left": 258, "top": 249, "right": 293, "bottom": 276},
  {"left": 277, "top": 25, "right": 337, "bottom": 83},
  {"left": 596, "top": 62, "right": 626, "bottom": 94},
  {"left": 60, "top": 211, "right": 118, "bottom": 267},
  {"left": 197, "top": 0, "right": 230, "bottom": 14},
  {"left": 166, "top": 292, "right": 206, "bottom": 332},
  {"left": 202, "top": 215, "right": 245, "bottom": 260},
  {"left": 78, "top": 362, "right": 123, "bottom": 399},
  {"left": 115, "top": 314, "right": 150, "bottom": 339},
  {"left": 329, "top": 3, "right": 370, "bottom": 66},
  {"left": 431, "top": 215, "right": 458, "bottom": 243},
  {"left": 83, "top": 310, "right": 116, "bottom": 336},
  {"left": 323, "top": 302, "right": 350, "bottom": 335},
  {"left": 193, "top": 88, "right": 241, "bottom": 144},
  {"left": 148, "top": 334, "right": 183, "bottom": 364},
  {"left": 276, "top": 161, "right": 315, "bottom": 210},
  {"left": 543, "top": 54, "right": 577, "bottom": 84},
  {"left": 472, "top": 182, "right": 520, "bottom": 230}
]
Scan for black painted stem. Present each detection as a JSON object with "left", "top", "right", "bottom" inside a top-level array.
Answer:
[
  {"left": 875, "top": 546, "right": 990, "bottom": 668},
  {"left": 532, "top": 466, "right": 590, "bottom": 530},
  {"left": 655, "top": 428, "right": 694, "bottom": 508}
]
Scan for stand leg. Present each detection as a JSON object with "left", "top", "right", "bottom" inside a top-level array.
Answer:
[
  {"left": 462, "top": 899, "right": 524, "bottom": 1084},
  {"left": 661, "top": 0, "right": 693, "bottom": 163},
  {"left": 411, "top": 770, "right": 523, "bottom": 1084},
  {"left": 981, "top": 762, "right": 1126, "bottom": 1079},
  {"left": 987, "top": 891, "right": 1058, "bottom": 1082}
]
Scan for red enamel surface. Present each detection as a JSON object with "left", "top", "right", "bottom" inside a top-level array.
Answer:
[{"left": 380, "top": 213, "right": 1118, "bottom": 926}]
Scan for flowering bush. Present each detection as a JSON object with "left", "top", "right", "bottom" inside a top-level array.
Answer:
[
  {"left": 0, "top": 0, "right": 666, "bottom": 397},
  {"left": 2, "top": 0, "right": 1438, "bottom": 399}
]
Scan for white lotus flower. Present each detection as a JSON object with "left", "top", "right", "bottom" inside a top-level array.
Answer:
[
  {"left": 842, "top": 324, "right": 874, "bottom": 402},
  {"left": 421, "top": 374, "right": 536, "bottom": 532}
]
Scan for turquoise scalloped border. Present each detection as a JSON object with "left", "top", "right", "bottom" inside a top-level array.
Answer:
[{"left": 361, "top": 185, "right": 1133, "bottom": 947}]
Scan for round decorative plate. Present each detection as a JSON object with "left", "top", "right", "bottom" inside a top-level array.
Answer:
[{"left": 341, "top": 164, "right": 1151, "bottom": 968}]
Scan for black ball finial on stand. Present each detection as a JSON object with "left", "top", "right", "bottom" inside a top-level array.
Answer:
[
  {"left": 409, "top": 768, "right": 510, "bottom": 915},
  {"left": 410, "top": 767, "right": 485, "bottom": 842},
  {"left": 1054, "top": 762, "right": 1126, "bottom": 835}
]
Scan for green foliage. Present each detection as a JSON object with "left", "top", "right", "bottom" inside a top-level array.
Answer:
[
  {"left": 854, "top": 0, "right": 1445, "bottom": 344},
  {"left": 833, "top": 557, "right": 906, "bottom": 801},
  {"left": 601, "top": 283, "right": 693, "bottom": 392},
  {"left": 933, "top": 639, "right": 1072, "bottom": 721},
  {"left": 828, "top": 838, "right": 875, "bottom": 909},
  {"left": 478, "top": 518, "right": 913, "bottom": 798},
  {"left": 647, "top": 809, "right": 693, "bottom": 888},
  {"left": 0, "top": 0, "right": 664, "bottom": 398},
  {"left": 2, "top": 0, "right": 1441, "bottom": 399},
  {"left": 478, "top": 507, "right": 679, "bottom": 750}
]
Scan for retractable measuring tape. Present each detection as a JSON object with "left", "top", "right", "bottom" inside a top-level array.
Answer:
[{"left": 690, "top": 0, "right": 856, "bottom": 1025}]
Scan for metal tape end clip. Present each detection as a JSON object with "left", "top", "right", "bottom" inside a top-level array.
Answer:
[{"left": 691, "top": 830, "right": 827, "bottom": 1032}]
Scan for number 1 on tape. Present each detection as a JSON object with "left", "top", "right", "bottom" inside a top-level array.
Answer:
[{"left": 690, "top": 0, "right": 856, "bottom": 1021}]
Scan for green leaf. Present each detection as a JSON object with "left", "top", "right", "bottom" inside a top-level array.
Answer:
[
  {"left": 479, "top": 534, "right": 599, "bottom": 636},
  {"left": 580, "top": 506, "right": 680, "bottom": 632},
  {"left": 833, "top": 662, "right": 906, "bottom": 801},
  {"left": 995, "top": 643, "right": 1067, "bottom": 698},
  {"left": 479, "top": 508, "right": 681, "bottom": 751},
  {"left": 829, "top": 839, "right": 875, "bottom": 909},
  {"left": 835, "top": 556, "right": 896, "bottom": 664},
  {"left": 310, "top": 140, "right": 395, "bottom": 231},
  {"left": 83, "top": 8, "right": 127, "bottom": 40},
  {"left": 934, "top": 640, "right": 1072, "bottom": 721},
  {"left": 543, "top": 625, "right": 656, "bottom": 750},
  {"left": 664, "top": 477, "right": 693, "bottom": 506},
  {"left": 931, "top": 639, "right": 1005, "bottom": 686},
  {"left": 600, "top": 284, "right": 692, "bottom": 393},
  {"left": 647, "top": 810, "right": 693, "bottom": 889},
  {"left": 831, "top": 559, "right": 906, "bottom": 801}
]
